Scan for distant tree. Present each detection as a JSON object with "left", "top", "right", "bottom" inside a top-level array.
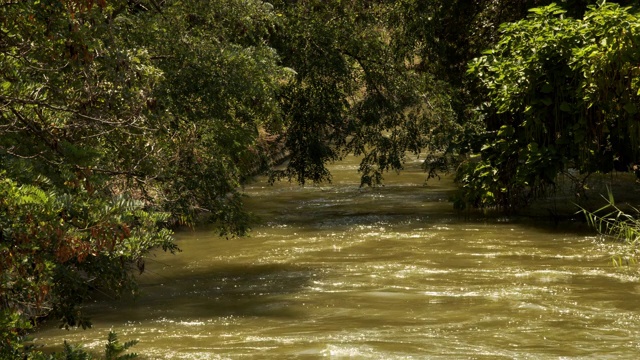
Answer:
[{"left": 269, "top": 0, "right": 459, "bottom": 185}]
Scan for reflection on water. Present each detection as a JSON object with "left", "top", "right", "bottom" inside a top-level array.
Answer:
[{"left": 35, "top": 157, "right": 640, "bottom": 358}]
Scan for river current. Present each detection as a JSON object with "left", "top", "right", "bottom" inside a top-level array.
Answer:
[{"left": 35, "top": 157, "right": 640, "bottom": 358}]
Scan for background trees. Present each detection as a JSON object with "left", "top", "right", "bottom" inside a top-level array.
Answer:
[{"left": 268, "top": 0, "right": 459, "bottom": 185}]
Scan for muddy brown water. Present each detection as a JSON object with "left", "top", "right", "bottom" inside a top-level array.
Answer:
[{"left": 35, "top": 157, "right": 640, "bottom": 358}]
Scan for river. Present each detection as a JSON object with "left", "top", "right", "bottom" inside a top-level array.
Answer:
[{"left": 35, "top": 156, "right": 640, "bottom": 358}]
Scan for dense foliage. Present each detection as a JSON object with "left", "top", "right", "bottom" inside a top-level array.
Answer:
[
  {"left": 1, "top": 0, "right": 285, "bottom": 355},
  {"left": 459, "top": 2, "right": 640, "bottom": 210},
  {"left": 268, "top": 0, "right": 460, "bottom": 185}
]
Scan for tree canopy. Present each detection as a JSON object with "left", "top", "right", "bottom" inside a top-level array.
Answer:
[{"left": 1, "top": 0, "right": 287, "bottom": 353}]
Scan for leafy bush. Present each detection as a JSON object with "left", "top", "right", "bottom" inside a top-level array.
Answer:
[{"left": 461, "top": 2, "right": 640, "bottom": 210}]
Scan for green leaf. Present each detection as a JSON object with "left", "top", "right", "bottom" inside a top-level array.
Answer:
[
  {"left": 623, "top": 102, "right": 638, "bottom": 115},
  {"left": 559, "top": 102, "right": 572, "bottom": 112}
]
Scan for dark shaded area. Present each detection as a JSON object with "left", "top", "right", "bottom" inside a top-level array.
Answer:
[
  {"left": 85, "top": 263, "right": 322, "bottom": 322},
  {"left": 248, "top": 179, "right": 597, "bottom": 235}
]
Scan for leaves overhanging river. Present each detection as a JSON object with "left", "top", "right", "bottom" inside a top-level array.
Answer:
[{"left": 35, "top": 156, "right": 640, "bottom": 358}]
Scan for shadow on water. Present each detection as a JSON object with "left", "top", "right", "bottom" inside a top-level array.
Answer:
[
  {"left": 87, "top": 263, "right": 320, "bottom": 323},
  {"left": 247, "top": 180, "right": 598, "bottom": 238}
]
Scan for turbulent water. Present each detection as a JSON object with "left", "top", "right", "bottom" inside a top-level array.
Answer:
[{"left": 35, "top": 157, "right": 640, "bottom": 358}]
